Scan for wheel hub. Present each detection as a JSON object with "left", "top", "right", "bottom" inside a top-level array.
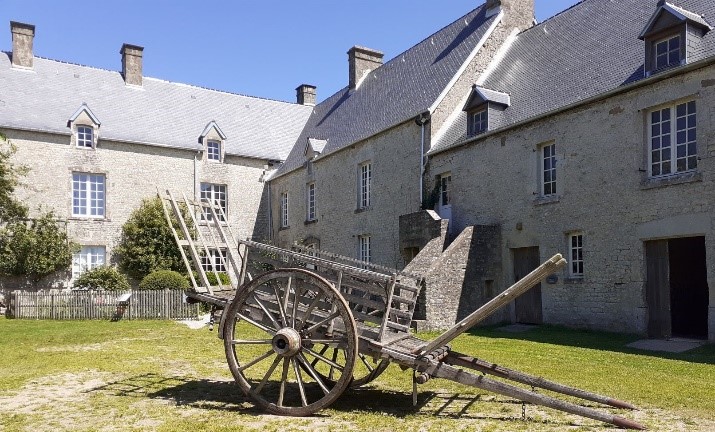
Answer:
[{"left": 272, "top": 328, "right": 302, "bottom": 357}]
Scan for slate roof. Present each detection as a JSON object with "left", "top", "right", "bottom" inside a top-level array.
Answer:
[
  {"left": 272, "top": 4, "right": 498, "bottom": 178},
  {"left": 0, "top": 53, "right": 312, "bottom": 160},
  {"left": 430, "top": 0, "right": 715, "bottom": 155}
]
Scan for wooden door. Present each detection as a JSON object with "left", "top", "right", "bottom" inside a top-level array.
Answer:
[
  {"left": 646, "top": 240, "right": 671, "bottom": 338},
  {"left": 513, "top": 247, "right": 543, "bottom": 324}
]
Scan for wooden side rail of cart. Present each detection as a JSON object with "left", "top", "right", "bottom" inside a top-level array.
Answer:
[{"left": 159, "top": 190, "right": 646, "bottom": 430}]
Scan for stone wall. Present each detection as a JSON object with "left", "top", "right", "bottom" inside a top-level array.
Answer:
[
  {"left": 1, "top": 128, "right": 270, "bottom": 289},
  {"left": 427, "top": 65, "right": 715, "bottom": 340}
]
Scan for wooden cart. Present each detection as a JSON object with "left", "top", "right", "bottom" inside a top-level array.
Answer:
[{"left": 160, "top": 191, "right": 645, "bottom": 430}]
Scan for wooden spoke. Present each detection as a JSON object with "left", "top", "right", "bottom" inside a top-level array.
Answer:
[
  {"left": 238, "top": 349, "right": 274, "bottom": 372},
  {"left": 231, "top": 339, "right": 273, "bottom": 345},
  {"left": 278, "top": 357, "right": 290, "bottom": 407},
  {"left": 305, "top": 310, "right": 341, "bottom": 334},
  {"left": 291, "top": 283, "right": 302, "bottom": 328},
  {"left": 359, "top": 354, "right": 375, "bottom": 372},
  {"left": 251, "top": 293, "right": 283, "bottom": 331},
  {"left": 304, "top": 347, "right": 345, "bottom": 371},
  {"left": 283, "top": 276, "right": 293, "bottom": 320},
  {"left": 292, "top": 358, "right": 309, "bottom": 407},
  {"left": 297, "top": 353, "right": 330, "bottom": 395},
  {"left": 254, "top": 355, "right": 282, "bottom": 395},
  {"left": 237, "top": 312, "right": 275, "bottom": 336},
  {"left": 301, "top": 290, "right": 324, "bottom": 326},
  {"left": 272, "top": 285, "right": 289, "bottom": 328}
]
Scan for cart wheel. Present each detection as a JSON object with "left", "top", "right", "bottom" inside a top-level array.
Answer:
[{"left": 223, "top": 268, "right": 357, "bottom": 416}]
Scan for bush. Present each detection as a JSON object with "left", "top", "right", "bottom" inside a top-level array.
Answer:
[
  {"left": 140, "top": 270, "right": 190, "bottom": 291},
  {"left": 73, "top": 266, "right": 130, "bottom": 291},
  {"left": 191, "top": 271, "right": 231, "bottom": 287},
  {"left": 115, "top": 197, "right": 192, "bottom": 281}
]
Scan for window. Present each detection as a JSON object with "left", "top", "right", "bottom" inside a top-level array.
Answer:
[
  {"left": 307, "top": 183, "right": 316, "bottom": 221},
  {"left": 540, "top": 143, "right": 556, "bottom": 196},
  {"left": 206, "top": 140, "right": 221, "bottom": 161},
  {"left": 72, "top": 246, "right": 105, "bottom": 279},
  {"left": 440, "top": 174, "right": 451, "bottom": 207},
  {"left": 359, "top": 162, "right": 371, "bottom": 209},
  {"left": 359, "top": 235, "right": 371, "bottom": 264},
  {"left": 77, "top": 126, "right": 93, "bottom": 148},
  {"left": 201, "top": 249, "right": 227, "bottom": 273},
  {"left": 649, "top": 101, "right": 697, "bottom": 177},
  {"left": 281, "top": 192, "right": 289, "bottom": 228},
  {"left": 72, "top": 173, "right": 105, "bottom": 218},
  {"left": 654, "top": 35, "right": 681, "bottom": 70},
  {"left": 469, "top": 109, "right": 488, "bottom": 136},
  {"left": 200, "top": 183, "right": 227, "bottom": 222},
  {"left": 568, "top": 234, "right": 584, "bottom": 278}
]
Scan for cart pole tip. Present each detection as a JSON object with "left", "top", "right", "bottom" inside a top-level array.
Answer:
[
  {"left": 613, "top": 416, "right": 646, "bottom": 430},
  {"left": 607, "top": 398, "right": 638, "bottom": 410}
]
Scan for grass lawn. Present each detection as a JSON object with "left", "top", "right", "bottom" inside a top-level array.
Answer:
[{"left": 0, "top": 317, "right": 713, "bottom": 431}]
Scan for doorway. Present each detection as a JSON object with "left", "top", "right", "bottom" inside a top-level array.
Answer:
[
  {"left": 646, "top": 237, "right": 709, "bottom": 339},
  {"left": 513, "top": 247, "right": 543, "bottom": 324}
]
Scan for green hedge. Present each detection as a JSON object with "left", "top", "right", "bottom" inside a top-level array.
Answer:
[
  {"left": 139, "top": 270, "right": 190, "bottom": 291},
  {"left": 73, "top": 266, "right": 130, "bottom": 291}
]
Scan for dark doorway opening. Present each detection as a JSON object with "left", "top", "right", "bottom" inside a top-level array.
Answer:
[
  {"left": 669, "top": 237, "right": 708, "bottom": 338},
  {"left": 646, "top": 237, "right": 709, "bottom": 339},
  {"left": 513, "top": 247, "right": 543, "bottom": 324}
]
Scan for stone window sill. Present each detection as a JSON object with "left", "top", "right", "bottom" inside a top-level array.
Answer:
[
  {"left": 354, "top": 206, "right": 372, "bottom": 214},
  {"left": 68, "top": 216, "right": 109, "bottom": 222},
  {"left": 564, "top": 277, "right": 585, "bottom": 284},
  {"left": 279, "top": 226, "right": 290, "bottom": 231},
  {"left": 533, "top": 195, "right": 560, "bottom": 206},
  {"left": 304, "top": 219, "right": 318, "bottom": 226},
  {"left": 640, "top": 171, "right": 702, "bottom": 190}
]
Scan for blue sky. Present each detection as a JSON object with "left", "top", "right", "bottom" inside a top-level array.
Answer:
[{"left": 1, "top": 1, "right": 581, "bottom": 103}]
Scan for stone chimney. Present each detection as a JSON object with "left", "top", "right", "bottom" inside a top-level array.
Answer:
[
  {"left": 10, "top": 21, "right": 35, "bottom": 69},
  {"left": 485, "top": 0, "right": 535, "bottom": 27},
  {"left": 296, "top": 84, "right": 317, "bottom": 106},
  {"left": 120, "top": 43, "right": 144, "bottom": 86},
  {"left": 348, "top": 46, "right": 383, "bottom": 90}
]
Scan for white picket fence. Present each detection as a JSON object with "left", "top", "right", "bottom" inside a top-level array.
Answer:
[{"left": 8, "top": 289, "right": 199, "bottom": 320}]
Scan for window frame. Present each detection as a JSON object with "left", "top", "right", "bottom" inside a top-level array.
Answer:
[
  {"left": 201, "top": 248, "right": 227, "bottom": 273},
  {"left": 280, "top": 192, "right": 289, "bottom": 228},
  {"left": 358, "top": 235, "right": 371, "bottom": 264},
  {"left": 72, "top": 172, "right": 106, "bottom": 218},
  {"left": 76, "top": 125, "right": 94, "bottom": 149},
  {"left": 72, "top": 245, "right": 106, "bottom": 280},
  {"left": 206, "top": 139, "right": 222, "bottom": 162},
  {"left": 568, "top": 233, "right": 584, "bottom": 278},
  {"left": 469, "top": 108, "right": 488, "bottom": 136},
  {"left": 306, "top": 182, "right": 316, "bottom": 221},
  {"left": 358, "top": 161, "right": 372, "bottom": 209},
  {"left": 540, "top": 142, "right": 557, "bottom": 197},
  {"left": 653, "top": 34, "right": 682, "bottom": 71},
  {"left": 200, "top": 183, "right": 227, "bottom": 222},
  {"left": 647, "top": 100, "right": 697, "bottom": 178},
  {"left": 439, "top": 173, "right": 452, "bottom": 208}
]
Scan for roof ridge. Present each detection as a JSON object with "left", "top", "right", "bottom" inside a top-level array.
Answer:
[
  {"left": 311, "top": 4, "right": 487, "bottom": 110},
  {"left": 28, "top": 55, "right": 306, "bottom": 107},
  {"left": 521, "top": 0, "right": 589, "bottom": 35}
]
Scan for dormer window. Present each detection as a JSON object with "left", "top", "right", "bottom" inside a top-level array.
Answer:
[
  {"left": 654, "top": 34, "right": 681, "bottom": 69},
  {"left": 207, "top": 140, "right": 221, "bottom": 161},
  {"left": 198, "top": 121, "right": 227, "bottom": 163},
  {"left": 463, "top": 85, "right": 510, "bottom": 138},
  {"left": 77, "top": 126, "right": 94, "bottom": 148},
  {"left": 470, "top": 109, "right": 488, "bottom": 136},
  {"left": 639, "top": 2, "right": 713, "bottom": 76},
  {"left": 67, "top": 103, "right": 101, "bottom": 149}
]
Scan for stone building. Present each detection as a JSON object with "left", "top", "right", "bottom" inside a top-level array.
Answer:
[
  {"left": 269, "top": 0, "right": 715, "bottom": 341},
  {"left": 2, "top": 0, "right": 714, "bottom": 341},
  {"left": 0, "top": 21, "right": 311, "bottom": 289}
]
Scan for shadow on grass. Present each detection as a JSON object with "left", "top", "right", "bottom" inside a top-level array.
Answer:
[
  {"left": 88, "top": 373, "right": 601, "bottom": 429},
  {"left": 466, "top": 325, "right": 715, "bottom": 366}
]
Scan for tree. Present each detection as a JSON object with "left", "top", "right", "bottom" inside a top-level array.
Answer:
[
  {"left": 0, "top": 211, "right": 77, "bottom": 282},
  {"left": 115, "top": 197, "right": 188, "bottom": 281},
  {"left": 0, "top": 133, "right": 28, "bottom": 223}
]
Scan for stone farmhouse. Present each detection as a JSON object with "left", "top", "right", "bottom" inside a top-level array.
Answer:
[{"left": 2, "top": 0, "right": 714, "bottom": 341}]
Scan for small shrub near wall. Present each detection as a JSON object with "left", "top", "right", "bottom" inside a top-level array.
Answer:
[
  {"left": 140, "top": 270, "right": 189, "bottom": 291},
  {"left": 73, "top": 266, "right": 130, "bottom": 291}
]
